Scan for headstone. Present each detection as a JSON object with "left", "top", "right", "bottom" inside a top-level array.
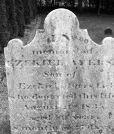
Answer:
[
  {"left": 104, "top": 28, "right": 113, "bottom": 36},
  {"left": 4, "top": 8, "right": 114, "bottom": 134}
]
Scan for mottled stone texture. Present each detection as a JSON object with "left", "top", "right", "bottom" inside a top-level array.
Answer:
[{"left": 4, "top": 8, "right": 114, "bottom": 134}]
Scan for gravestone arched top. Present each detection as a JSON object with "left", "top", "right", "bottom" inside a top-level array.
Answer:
[{"left": 44, "top": 8, "right": 79, "bottom": 36}]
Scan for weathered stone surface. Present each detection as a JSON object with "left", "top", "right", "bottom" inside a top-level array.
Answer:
[{"left": 4, "top": 8, "right": 114, "bottom": 134}]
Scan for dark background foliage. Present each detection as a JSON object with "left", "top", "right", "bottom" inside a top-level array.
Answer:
[{"left": 0, "top": 0, "right": 38, "bottom": 52}]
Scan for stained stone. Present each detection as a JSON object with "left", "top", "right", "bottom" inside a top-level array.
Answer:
[{"left": 4, "top": 8, "right": 114, "bottom": 134}]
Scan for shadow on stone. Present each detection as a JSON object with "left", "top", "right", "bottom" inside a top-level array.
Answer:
[{"left": 0, "top": 120, "right": 11, "bottom": 134}]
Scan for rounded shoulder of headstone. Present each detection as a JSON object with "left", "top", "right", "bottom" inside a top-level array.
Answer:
[
  {"left": 8, "top": 39, "right": 23, "bottom": 48},
  {"left": 100, "top": 37, "right": 114, "bottom": 58},
  {"left": 6, "top": 38, "right": 23, "bottom": 51},
  {"left": 102, "top": 37, "right": 114, "bottom": 45},
  {"left": 101, "top": 37, "right": 114, "bottom": 55},
  {"left": 4, "top": 39, "right": 24, "bottom": 60}
]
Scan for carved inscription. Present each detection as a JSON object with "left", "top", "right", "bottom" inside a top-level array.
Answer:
[{"left": 9, "top": 59, "right": 104, "bottom": 67}]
